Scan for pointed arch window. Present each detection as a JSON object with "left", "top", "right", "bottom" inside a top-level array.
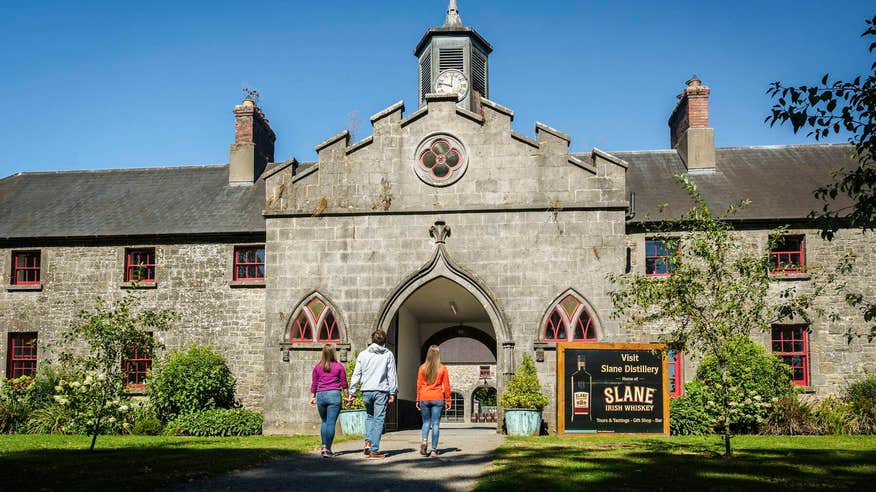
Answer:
[
  {"left": 287, "top": 293, "right": 344, "bottom": 344},
  {"left": 542, "top": 293, "right": 598, "bottom": 343}
]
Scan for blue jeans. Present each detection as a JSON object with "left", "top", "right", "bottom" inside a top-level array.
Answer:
[
  {"left": 420, "top": 400, "right": 444, "bottom": 449},
  {"left": 316, "top": 390, "right": 341, "bottom": 450},
  {"left": 363, "top": 391, "right": 389, "bottom": 453}
]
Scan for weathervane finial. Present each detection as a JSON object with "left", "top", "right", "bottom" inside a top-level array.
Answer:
[{"left": 444, "top": 0, "right": 462, "bottom": 27}]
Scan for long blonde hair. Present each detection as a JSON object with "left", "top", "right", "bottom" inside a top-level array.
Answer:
[
  {"left": 320, "top": 344, "right": 337, "bottom": 372},
  {"left": 424, "top": 345, "right": 441, "bottom": 384}
]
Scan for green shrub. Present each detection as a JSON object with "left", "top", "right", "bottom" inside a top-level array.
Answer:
[
  {"left": 812, "top": 396, "right": 856, "bottom": 435},
  {"left": 695, "top": 340, "right": 793, "bottom": 433},
  {"left": 29, "top": 365, "right": 68, "bottom": 410},
  {"left": 147, "top": 345, "right": 236, "bottom": 422},
  {"left": 24, "top": 404, "right": 75, "bottom": 434},
  {"left": 0, "top": 376, "right": 35, "bottom": 433},
  {"left": 132, "top": 417, "right": 164, "bottom": 436},
  {"left": 846, "top": 373, "right": 876, "bottom": 434},
  {"left": 670, "top": 381, "right": 712, "bottom": 435},
  {"left": 763, "top": 394, "right": 820, "bottom": 435},
  {"left": 167, "top": 408, "right": 262, "bottom": 437},
  {"left": 343, "top": 357, "right": 364, "bottom": 410},
  {"left": 499, "top": 355, "right": 549, "bottom": 410}
]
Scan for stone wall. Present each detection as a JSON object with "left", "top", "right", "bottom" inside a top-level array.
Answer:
[
  {"left": 625, "top": 228, "right": 876, "bottom": 396},
  {"left": 0, "top": 239, "right": 266, "bottom": 409},
  {"left": 262, "top": 95, "right": 629, "bottom": 434}
]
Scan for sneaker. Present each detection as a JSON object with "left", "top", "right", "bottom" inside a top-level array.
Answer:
[
  {"left": 419, "top": 442, "right": 428, "bottom": 456},
  {"left": 368, "top": 452, "right": 386, "bottom": 459},
  {"left": 363, "top": 441, "right": 371, "bottom": 455},
  {"left": 321, "top": 449, "right": 331, "bottom": 458}
]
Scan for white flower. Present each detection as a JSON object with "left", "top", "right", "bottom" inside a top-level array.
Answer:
[
  {"left": 54, "top": 385, "right": 62, "bottom": 392},
  {"left": 108, "top": 417, "right": 116, "bottom": 423},
  {"left": 119, "top": 405, "right": 129, "bottom": 412}
]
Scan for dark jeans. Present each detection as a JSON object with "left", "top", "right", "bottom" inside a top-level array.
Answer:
[
  {"left": 316, "top": 390, "right": 341, "bottom": 450},
  {"left": 363, "top": 391, "right": 389, "bottom": 453},
  {"left": 420, "top": 400, "right": 444, "bottom": 449}
]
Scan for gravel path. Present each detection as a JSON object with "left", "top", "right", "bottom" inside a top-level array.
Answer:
[{"left": 166, "top": 425, "right": 504, "bottom": 492}]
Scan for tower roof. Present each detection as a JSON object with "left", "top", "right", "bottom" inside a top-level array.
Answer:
[
  {"left": 414, "top": 0, "right": 492, "bottom": 56},
  {"left": 444, "top": 0, "right": 462, "bottom": 27}
]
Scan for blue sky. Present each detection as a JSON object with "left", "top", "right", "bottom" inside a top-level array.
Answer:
[{"left": 0, "top": 0, "right": 872, "bottom": 174}]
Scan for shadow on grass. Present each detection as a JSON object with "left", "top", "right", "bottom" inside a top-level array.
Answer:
[
  {"left": 0, "top": 437, "right": 494, "bottom": 492},
  {"left": 0, "top": 446, "right": 297, "bottom": 492},
  {"left": 475, "top": 438, "right": 876, "bottom": 492}
]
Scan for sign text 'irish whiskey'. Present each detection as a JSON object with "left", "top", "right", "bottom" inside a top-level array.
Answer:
[{"left": 557, "top": 343, "right": 669, "bottom": 436}]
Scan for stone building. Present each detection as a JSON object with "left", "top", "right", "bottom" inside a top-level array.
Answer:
[{"left": 1, "top": 2, "right": 873, "bottom": 435}]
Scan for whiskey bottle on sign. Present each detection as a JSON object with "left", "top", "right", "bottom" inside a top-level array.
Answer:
[{"left": 571, "top": 354, "right": 592, "bottom": 422}]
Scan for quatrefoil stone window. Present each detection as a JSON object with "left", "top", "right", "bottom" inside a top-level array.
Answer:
[{"left": 413, "top": 133, "right": 468, "bottom": 187}]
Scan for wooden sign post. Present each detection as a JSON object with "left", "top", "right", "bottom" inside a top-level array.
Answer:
[{"left": 557, "top": 343, "right": 669, "bottom": 436}]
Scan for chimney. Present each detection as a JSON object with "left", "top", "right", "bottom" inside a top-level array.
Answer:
[
  {"left": 668, "top": 76, "right": 715, "bottom": 170},
  {"left": 229, "top": 98, "right": 276, "bottom": 184}
]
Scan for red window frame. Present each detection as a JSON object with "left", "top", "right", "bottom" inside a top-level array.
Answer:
[
  {"left": 11, "top": 251, "right": 41, "bottom": 285},
  {"left": 289, "top": 295, "right": 344, "bottom": 344},
  {"left": 645, "top": 238, "right": 679, "bottom": 277},
  {"left": 543, "top": 294, "right": 598, "bottom": 343},
  {"left": 124, "top": 248, "right": 156, "bottom": 283},
  {"left": 771, "top": 325, "right": 809, "bottom": 386},
  {"left": 479, "top": 366, "right": 491, "bottom": 379},
  {"left": 668, "top": 350, "right": 683, "bottom": 397},
  {"left": 123, "top": 334, "right": 153, "bottom": 388},
  {"left": 769, "top": 236, "right": 805, "bottom": 274},
  {"left": 7, "top": 332, "right": 38, "bottom": 378},
  {"left": 233, "top": 245, "right": 265, "bottom": 281}
]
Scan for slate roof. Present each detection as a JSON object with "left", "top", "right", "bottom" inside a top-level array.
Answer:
[
  {"left": 0, "top": 165, "right": 265, "bottom": 240},
  {"left": 0, "top": 144, "right": 859, "bottom": 241},
  {"left": 602, "top": 144, "right": 859, "bottom": 224}
]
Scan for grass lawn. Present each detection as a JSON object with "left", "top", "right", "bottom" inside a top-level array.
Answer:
[
  {"left": 0, "top": 433, "right": 353, "bottom": 491},
  {"left": 476, "top": 435, "right": 876, "bottom": 491}
]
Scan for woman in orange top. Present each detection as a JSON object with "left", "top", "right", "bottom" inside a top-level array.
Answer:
[{"left": 416, "top": 345, "right": 451, "bottom": 457}]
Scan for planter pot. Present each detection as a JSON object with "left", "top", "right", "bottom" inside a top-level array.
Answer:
[
  {"left": 504, "top": 408, "right": 542, "bottom": 436},
  {"left": 340, "top": 409, "right": 367, "bottom": 435}
]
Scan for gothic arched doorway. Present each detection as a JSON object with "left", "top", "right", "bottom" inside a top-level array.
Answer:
[{"left": 384, "top": 276, "right": 498, "bottom": 430}]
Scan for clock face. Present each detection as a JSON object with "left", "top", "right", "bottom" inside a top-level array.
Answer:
[{"left": 435, "top": 69, "right": 469, "bottom": 100}]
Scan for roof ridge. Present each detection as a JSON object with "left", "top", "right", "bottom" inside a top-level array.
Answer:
[
  {"left": 607, "top": 142, "right": 853, "bottom": 154},
  {"left": 4, "top": 163, "right": 229, "bottom": 178}
]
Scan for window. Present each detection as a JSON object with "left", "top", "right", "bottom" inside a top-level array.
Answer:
[
  {"left": 11, "top": 251, "right": 41, "bottom": 285},
  {"left": 446, "top": 392, "right": 465, "bottom": 422},
  {"left": 287, "top": 293, "right": 343, "bottom": 344},
  {"left": 645, "top": 239, "right": 679, "bottom": 277},
  {"left": 125, "top": 248, "right": 156, "bottom": 283},
  {"left": 771, "top": 325, "right": 809, "bottom": 386},
  {"left": 7, "top": 333, "right": 38, "bottom": 378},
  {"left": 479, "top": 366, "right": 491, "bottom": 379},
  {"left": 543, "top": 292, "right": 598, "bottom": 342},
  {"left": 668, "top": 350, "right": 683, "bottom": 397},
  {"left": 123, "top": 334, "right": 153, "bottom": 388},
  {"left": 769, "top": 236, "right": 805, "bottom": 274},
  {"left": 233, "top": 245, "right": 265, "bottom": 281}
]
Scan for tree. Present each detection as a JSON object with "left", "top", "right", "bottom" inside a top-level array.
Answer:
[
  {"left": 766, "top": 15, "right": 876, "bottom": 341},
  {"left": 766, "top": 15, "right": 876, "bottom": 238},
  {"left": 58, "top": 291, "right": 175, "bottom": 451},
  {"left": 609, "top": 176, "right": 833, "bottom": 458}
]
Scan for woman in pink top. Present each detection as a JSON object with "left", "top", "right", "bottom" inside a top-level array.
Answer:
[{"left": 310, "top": 344, "right": 348, "bottom": 457}]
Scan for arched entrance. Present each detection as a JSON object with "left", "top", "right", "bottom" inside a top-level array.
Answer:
[{"left": 384, "top": 276, "right": 499, "bottom": 430}]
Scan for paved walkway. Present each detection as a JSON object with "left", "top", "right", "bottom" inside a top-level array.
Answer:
[{"left": 167, "top": 425, "right": 504, "bottom": 492}]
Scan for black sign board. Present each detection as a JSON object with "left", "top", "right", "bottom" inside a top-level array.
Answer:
[{"left": 557, "top": 343, "right": 669, "bottom": 436}]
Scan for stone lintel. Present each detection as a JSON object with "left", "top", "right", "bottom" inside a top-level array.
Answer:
[
  {"left": 370, "top": 100, "right": 405, "bottom": 124},
  {"left": 314, "top": 130, "right": 351, "bottom": 153},
  {"left": 535, "top": 122, "right": 571, "bottom": 144}
]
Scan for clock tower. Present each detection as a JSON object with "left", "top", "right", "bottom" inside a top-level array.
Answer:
[{"left": 414, "top": 0, "right": 493, "bottom": 111}]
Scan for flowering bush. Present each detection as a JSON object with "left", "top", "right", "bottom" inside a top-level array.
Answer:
[{"left": 53, "top": 371, "right": 135, "bottom": 435}]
